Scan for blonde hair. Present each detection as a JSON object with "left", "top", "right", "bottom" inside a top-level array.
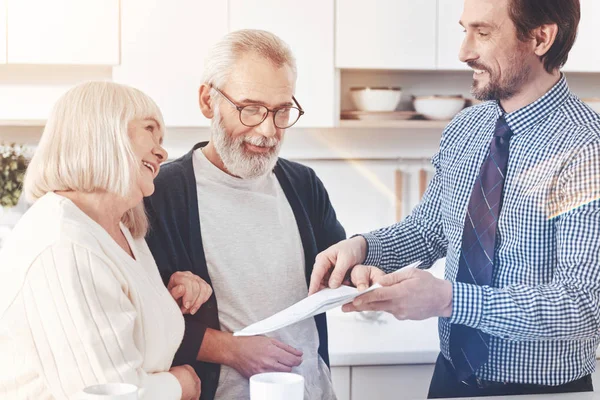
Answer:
[
  {"left": 23, "top": 81, "right": 165, "bottom": 238},
  {"left": 202, "top": 29, "right": 297, "bottom": 89}
]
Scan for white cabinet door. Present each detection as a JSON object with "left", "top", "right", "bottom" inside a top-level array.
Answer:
[
  {"left": 351, "top": 365, "right": 435, "bottom": 400},
  {"left": 229, "top": 0, "right": 336, "bottom": 127},
  {"left": 437, "top": 0, "right": 469, "bottom": 70},
  {"left": 331, "top": 366, "right": 351, "bottom": 400},
  {"left": 0, "top": 0, "right": 6, "bottom": 64},
  {"left": 298, "top": 160, "right": 398, "bottom": 237},
  {"left": 114, "top": 0, "right": 228, "bottom": 127},
  {"left": 336, "top": 0, "right": 437, "bottom": 70},
  {"left": 7, "top": 0, "right": 119, "bottom": 65},
  {"left": 563, "top": 0, "right": 600, "bottom": 72}
]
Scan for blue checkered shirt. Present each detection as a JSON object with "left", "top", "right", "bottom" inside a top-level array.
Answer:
[{"left": 363, "top": 75, "right": 600, "bottom": 385}]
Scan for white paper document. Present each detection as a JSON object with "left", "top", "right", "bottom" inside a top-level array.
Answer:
[{"left": 234, "top": 261, "right": 422, "bottom": 337}]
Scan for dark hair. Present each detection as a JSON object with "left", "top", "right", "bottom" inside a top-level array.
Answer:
[{"left": 508, "top": 0, "right": 580, "bottom": 73}]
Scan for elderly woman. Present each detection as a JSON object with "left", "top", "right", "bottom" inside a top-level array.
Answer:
[{"left": 0, "top": 82, "right": 211, "bottom": 400}]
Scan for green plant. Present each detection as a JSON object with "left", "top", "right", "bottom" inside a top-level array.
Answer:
[{"left": 0, "top": 144, "right": 29, "bottom": 208}]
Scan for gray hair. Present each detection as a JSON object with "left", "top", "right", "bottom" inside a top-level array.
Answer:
[{"left": 201, "top": 29, "right": 297, "bottom": 89}]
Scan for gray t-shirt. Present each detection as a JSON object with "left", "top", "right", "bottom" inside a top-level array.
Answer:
[{"left": 193, "top": 149, "right": 336, "bottom": 400}]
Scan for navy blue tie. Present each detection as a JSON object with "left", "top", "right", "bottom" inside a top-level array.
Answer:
[{"left": 449, "top": 116, "right": 513, "bottom": 381}]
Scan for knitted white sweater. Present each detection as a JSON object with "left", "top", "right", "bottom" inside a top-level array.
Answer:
[{"left": 0, "top": 193, "right": 184, "bottom": 399}]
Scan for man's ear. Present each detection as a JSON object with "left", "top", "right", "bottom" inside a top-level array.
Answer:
[
  {"left": 199, "top": 84, "right": 215, "bottom": 119},
  {"left": 532, "top": 23, "right": 559, "bottom": 58}
]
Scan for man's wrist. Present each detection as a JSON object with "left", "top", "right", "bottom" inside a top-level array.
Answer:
[
  {"left": 351, "top": 235, "right": 368, "bottom": 264},
  {"left": 221, "top": 332, "right": 238, "bottom": 368},
  {"left": 440, "top": 279, "right": 453, "bottom": 318},
  {"left": 199, "top": 329, "right": 238, "bottom": 367}
]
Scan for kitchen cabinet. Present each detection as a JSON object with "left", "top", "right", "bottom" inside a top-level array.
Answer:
[
  {"left": 331, "top": 366, "right": 350, "bottom": 400},
  {"left": 563, "top": 0, "right": 600, "bottom": 72},
  {"left": 0, "top": 0, "right": 6, "bottom": 64},
  {"left": 336, "top": 0, "right": 438, "bottom": 70},
  {"left": 7, "top": 0, "right": 119, "bottom": 65},
  {"left": 352, "top": 364, "right": 435, "bottom": 400},
  {"left": 229, "top": 0, "right": 336, "bottom": 127},
  {"left": 113, "top": 0, "right": 228, "bottom": 127},
  {"left": 437, "top": 0, "right": 469, "bottom": 70}
]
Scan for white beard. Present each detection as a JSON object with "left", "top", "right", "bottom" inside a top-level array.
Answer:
[{"left": 211, "top": 106, "right": 282, "bottom": 179}]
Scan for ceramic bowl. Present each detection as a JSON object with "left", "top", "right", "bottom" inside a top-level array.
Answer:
[
  {"left": 413, "top": 95, "right": 466, "bottom": 120},
  {"left": 350, "top": 87, "right": 402, "bottom": 112}
]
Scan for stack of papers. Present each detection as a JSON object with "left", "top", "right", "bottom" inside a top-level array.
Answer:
[{"left": 234, "top": 261, "right": 422, "bottom": 337}]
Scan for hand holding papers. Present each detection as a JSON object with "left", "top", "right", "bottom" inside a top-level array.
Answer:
[{"left": 234, "top": 261, "right": 422, "bottom": 337}]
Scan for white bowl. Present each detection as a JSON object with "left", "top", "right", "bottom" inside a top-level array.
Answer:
[
  {"left": 350, "top": 87, "right": 402, "bottom": 112},
  {"left": 583, "top": 98, "right": 600, "bottom": 114},
  {"left": 413, "top": 95, "right": 466, "bottom": 120}
]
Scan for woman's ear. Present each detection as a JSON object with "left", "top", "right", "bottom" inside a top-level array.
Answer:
[{"left": 199, "top": 84, "right": 215, "bottom": 119}]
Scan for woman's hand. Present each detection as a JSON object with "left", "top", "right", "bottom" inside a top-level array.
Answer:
[
  {"left": 169, "top": 365, "right": 201, "bottom": 400},
  {"left": 167, "top": 271, "right": 213, "bottom": 315}
]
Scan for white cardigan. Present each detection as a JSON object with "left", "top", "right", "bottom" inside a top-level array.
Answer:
[{"left": 0, "top": 193, "right": 185, "bottom": 400}]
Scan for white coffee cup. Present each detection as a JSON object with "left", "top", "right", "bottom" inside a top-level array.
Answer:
[
  {"left": 250, "top": 372, "right": 304, "bottom": 400},
  {"left": 81, "top": 383, "right": 139, "bottom": 400}
]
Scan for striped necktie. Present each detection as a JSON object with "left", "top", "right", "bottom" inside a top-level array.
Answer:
[{"left": 449, "top": 116, "right": 513, "bottom": 381}]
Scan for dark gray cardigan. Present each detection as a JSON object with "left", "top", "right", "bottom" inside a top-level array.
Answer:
[{"left": 144, "top": 142, "right": 346, "bottom": 400}]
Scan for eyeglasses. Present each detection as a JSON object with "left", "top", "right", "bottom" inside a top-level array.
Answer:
[{"left": 211, "top": 86, "right": 304, "bottom": 129}]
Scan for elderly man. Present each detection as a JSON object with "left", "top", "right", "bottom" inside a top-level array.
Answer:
[
  {"left": 144, "top": 29, "right": 344, "bottom": 400},
  {"left": 310, "top": 0, "right": 600, "bottom": 398}
]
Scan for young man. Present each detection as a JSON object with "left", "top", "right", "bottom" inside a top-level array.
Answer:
[
  {"left": 145, "top": 30, "right": 344, "bottom": 400},
  {"left": 310, "top": 0, "right": 600, "bottom": 397}
]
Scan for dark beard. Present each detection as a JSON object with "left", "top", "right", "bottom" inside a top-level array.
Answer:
[{"left": 470, "top": 59, "right": 532, "bottom": 101}]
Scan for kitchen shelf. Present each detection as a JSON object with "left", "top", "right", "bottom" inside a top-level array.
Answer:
[
  {"left": 0, "top": 120, "right": 46, "bottom": 127},
  {"left": 338, "top": 119, "right": 449, "bottom": 129}
]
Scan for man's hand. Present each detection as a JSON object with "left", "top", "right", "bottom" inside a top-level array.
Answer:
[
  {"left": 308, "top": 236, "right": 368, "bottom": 295},
  {"left": 168, "top": 271, "right": 213, "bottom": 315},
  {"left": 228, "top": 336, "right": 303, "bottom": 379},
  {"left": 350, "top": 265, "right": 386, "bottom": 292},
  {"left": 342, "top": 267, "right": 453, "bottom": 320}
]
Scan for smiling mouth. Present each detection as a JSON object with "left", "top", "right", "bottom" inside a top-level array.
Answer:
[
  {"left": 142, "top": 161, "right": 156, "bottom": 175},
  {"left": 473, "top": 69, "right": 487, "bottom": 75},
  {"left": 245, "top": 142, "right": 275, "bottom": 153}
]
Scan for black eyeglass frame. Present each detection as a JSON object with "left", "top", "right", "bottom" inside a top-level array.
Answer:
[{"left": 211, "top": 86, "right": 305, "bottom": 129}]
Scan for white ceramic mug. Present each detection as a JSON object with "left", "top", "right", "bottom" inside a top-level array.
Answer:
[
  {"left": 250, "top": 372, "right": 304, "bottom": 400},
  {"left": 81, "top": 383, "right": 139, "bottom": 400}
]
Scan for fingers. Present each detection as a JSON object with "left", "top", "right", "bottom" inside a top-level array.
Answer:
[
  {"left": 169, "top": 272, "right": 213, "bottom": 315},
  {"left": 272, "top": 345, "right": 303, "bottom": 368},
  {"left": 309, "top": 251, "right": 336, "bottom": 295},
  {"left": 181, "top": 278, "right": 199, "bottom": 312},
  {"left": 272, "top": 340, "right": 304, "bottom": 357},
  {"left": 276, "top": 354, "right": 302, "bottom": 368},
  {"left": 342, "top": 299, "right": 393, "bottom": 314},
  {"left": 327, "top": 256, "right": 355, "bottom": 291},
  {"left": 351, "top": 265, "right": 372, "bottom": 292},
  {"left": 351, "top": 286, "right": 397, "bottom": 308},
  {"left": 170, "top": 284, "right": 185, "bottom": 301},
  {"left": 375, "top": 267, "right": 416, "bottom": 287},
  {"left": 191, "top": 282, "right": 213, "bottom": 314}
]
